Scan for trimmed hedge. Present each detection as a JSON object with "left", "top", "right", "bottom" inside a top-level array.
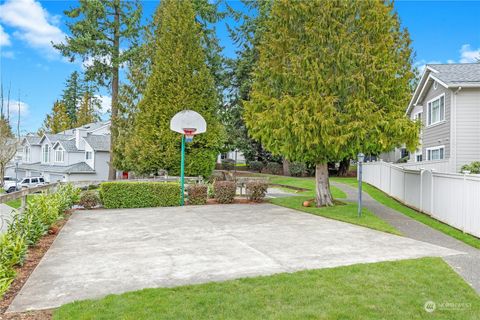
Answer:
[
  {"left": 187, "top": 184, "right": 208, "bottom": 205},
  {"left": 213, "top": 181, "right": 236, "bottom": 204},
  {"left": 265, "top": 162, "right": 282, "bottom": 175},
  {"left": 246, "top": 181, "right": 268, "bottom": 202},
  {"left": 100, "top": 182, "right": 181, "bottom": 208}
]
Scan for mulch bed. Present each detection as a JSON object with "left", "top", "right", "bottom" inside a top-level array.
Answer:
[{"left": 0, "top": 211, "right": 74, "bottom": 320}]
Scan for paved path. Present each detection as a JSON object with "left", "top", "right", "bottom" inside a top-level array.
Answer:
[
  {"left": 332, "top": 181, "right": 480, "bottom": 294},
  {"left": 9, "top": 203, "right": 461, "bottom": 312},
  {"left": 0, "top": 203, "right": 15, "bottom": 234}
]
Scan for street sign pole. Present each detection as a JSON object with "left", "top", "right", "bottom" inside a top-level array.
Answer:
[{"left": 180, "top": 134, "right": 186, "bottom": 206}]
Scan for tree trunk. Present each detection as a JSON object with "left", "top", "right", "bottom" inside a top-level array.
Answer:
[
  {"left": 282, "top": 159, "right": 291, "bottom": 176},
  {"left": 315, "top": 163, "right": 334, "bottom": 207},
  {"left": 337, "top": 158, "right": 350, "bottom": 177},
  {"left": 108, "top": 4, "right": 120, "bottom": 181}
]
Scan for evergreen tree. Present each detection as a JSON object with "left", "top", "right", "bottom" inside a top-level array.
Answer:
[
  {"left": 127, "top": 0, "right": 224, "bottom": 177},
  {"left": 76, "top": 91, "right": 101, "bottom": 127},
  {"left": 42, "top": 101, "right": 71, "bottom": 134},
  {"left": 244, "top": 0, "right": 418, "bottom": 206},
  {"left": 0, "top": 117, "right": 16, "bottom": 187},
  {"left": 61, "top": 71, "right": 85, "bottom": 125},
  {"left": 55, "top": 0, "right": 142, "bottom": 180}
]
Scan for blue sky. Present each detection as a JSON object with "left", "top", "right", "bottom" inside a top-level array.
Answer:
[{"left": 0, "top": 0, "right": 479, "bottom": 134}]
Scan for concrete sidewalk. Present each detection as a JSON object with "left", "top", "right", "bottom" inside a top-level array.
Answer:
[
  {"left": 9, "top": 203, "right": 462, "bottom": 312},
  {"left": 0, "top": 203, "right": 15, "bottom": 234},
  {"left": 331, "top": 181, "right": 480, "bottom": 294}
]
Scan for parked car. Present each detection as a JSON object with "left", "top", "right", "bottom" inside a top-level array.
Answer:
[
  {"left": 19, "top": 177, "right": 47, "bottom": 189},
  {"left": 3, "top": 177, "right": 19, "bottom": 193}
]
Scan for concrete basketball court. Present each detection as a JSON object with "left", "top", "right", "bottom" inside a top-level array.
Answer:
[{"left": 9, "top": 203, "right": 463, "bottom": 312}]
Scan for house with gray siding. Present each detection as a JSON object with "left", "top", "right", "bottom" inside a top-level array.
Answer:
[
  {"left": 389, "top": 63, "right": 480, "bottom": 172},
  {"left": 7, "top": 121, "right": 113, "bottom": 182}
]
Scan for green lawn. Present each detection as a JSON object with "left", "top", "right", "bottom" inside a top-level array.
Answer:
[
  {"left": 5, "top": 195, "right": 37, "bottom": 209},
  {"left": 270, "top": 196, "right": 399, "bottom": 235},
  {"left": 331, "top": 177, "right": 480, "bottom": 249},
  {"left": 53, "top": 257, "right": 480, "bottom": 320}
]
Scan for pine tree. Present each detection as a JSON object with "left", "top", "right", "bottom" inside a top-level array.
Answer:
[
  {"left": 76, "top": 91, "right": 101, "bottom": 127},
  {"left": 61, "top": 71, "right": 85, "bottom": 125},
  {"left": 127, "top": 0, "right": 224, "bottom": 177},
  {"left": 244, "top": 0, "right": 419, "bottom": 206},
  {"left": 55, "top": 0, "right": 142, "bottom": 180},
  {"left": 42, "top": 101, "right": 71, "bottom": 134}
]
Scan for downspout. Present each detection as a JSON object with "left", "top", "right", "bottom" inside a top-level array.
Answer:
[{"left": 453, "top": 87, "right": 462, "bottom": 171}]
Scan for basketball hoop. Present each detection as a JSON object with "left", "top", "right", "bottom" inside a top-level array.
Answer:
[
  {"left": 170, "top": 110, "right": 207, "bottom": 206},
  {"left": 183, "top": 128, "right": 197, "bottom": 143}
]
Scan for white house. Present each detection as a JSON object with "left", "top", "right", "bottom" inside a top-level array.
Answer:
[{"left": 9, "top": 121, "right": 112, "bottom": 182}]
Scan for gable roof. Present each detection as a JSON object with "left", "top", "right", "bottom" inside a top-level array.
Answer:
[
  {"left": 53, "top": 140, "right": 81, "bottom": 153},
  {"left": 23, "top": 135, "right": 41, "bottom": 146},
  {"left": 407, "top": 63, "right": 480, "bottom": 115},
  {"left": 40, "top": 134, "right": 74, "bottom": 145},
  {"left": 18, "top": 162, "right": 95, "bottom": 174},
  {"left": 83, "top": 134, "right": 111, "bottom": 152},
  {"left": 59, "top": 121, "right": 111, "bottom": 135}
]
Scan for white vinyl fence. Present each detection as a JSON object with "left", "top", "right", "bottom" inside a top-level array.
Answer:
[{"left": 362, "top": 161, "right": 480, "bottom": 238}]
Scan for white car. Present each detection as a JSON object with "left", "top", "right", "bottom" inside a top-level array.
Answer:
[
  {"left": 3, "top": 177, "right": 19, "bottom": 193},
  {"left": 19, "top": 177, "right": 47, "bottom": 189}
]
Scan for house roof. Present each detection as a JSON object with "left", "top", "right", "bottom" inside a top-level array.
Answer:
[
  {"left": 53, "top": 139, "right": 80, "bottom": 153},
  {"left": 41, "top": 134, "right": 74, "bottom": 145},
  {"left": 428, "top": 63, "right": 480, "bottom": 86},
  {"left": 18, "top": 162, "right": 95, "bottom": 174},
  {"left": 60, "top": 121, "right": 110, "bottom": 135},
  {"left": 23, "top": 136, "right": 41, "bottom": 146},
  {"left": 84, "top": 134, "right": 111, "bottom": 152},
  {"left": 407, "top": 63, "right": 480, "bottom": 115}
]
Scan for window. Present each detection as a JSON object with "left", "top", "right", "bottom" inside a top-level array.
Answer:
[
  {"left": 416, "top": 154, "right": 422, "bottom": 162},
  {"left": 24, "top": 146, "right": 31, "bottom": 162},
  {"left": 427, "top": 146, "right": 445, "bottom": 161},
  {"left": 400, "top": 148, "right": 409, "bottom": 159},
  {"left": 31, "top": 178, "right": 38, "bottom": 184},
  {"left": 427, "top": 95, "right": 445, "bottom": 126},
  {"left": 54, "top": 148, "right": 64, "bottom": 163},
  {"left": 42, "top": 144, "right": 50, "bottom": 163},
  {"left": 39, "top": 177, "right": 45, "bottom": 183},
  {"left": 85, "top": 151, "right": 93, "bottom": 160}
]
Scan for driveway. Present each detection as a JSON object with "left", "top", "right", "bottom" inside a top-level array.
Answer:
[{"left": 9, "top": 203, "right": 462, "bottom": 312}]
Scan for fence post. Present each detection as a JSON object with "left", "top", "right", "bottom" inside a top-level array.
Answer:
[{"left": 20, "top": 194, "right": 27, "bottom": 213}]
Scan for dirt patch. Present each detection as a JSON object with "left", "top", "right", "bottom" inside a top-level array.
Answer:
[
  {"left": 204, "top": 198, "right": 263, "bottom": 205},
  {"left": 0, "top": 211, "right": 73, "bottom": 320}
]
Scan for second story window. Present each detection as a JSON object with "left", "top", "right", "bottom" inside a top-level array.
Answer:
[
  {"left": 55, "top": 148, "right": 64, "bottom": 163},
  {"left": 24, "top": 146, "right": 31, "bottom": 162},
  {"left": 85, "top": 151, "right": 93, "bottom": 160},
  {"left": 42, "top": 144, "right": 50, "bottom": 163},
  {"left": 427, "top": 94, "right": 445, "bottom": 126}
]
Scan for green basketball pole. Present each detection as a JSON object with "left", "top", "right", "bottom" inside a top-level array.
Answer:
[{"left": 180, "top": 134, "right": 185, "bottom": 206}]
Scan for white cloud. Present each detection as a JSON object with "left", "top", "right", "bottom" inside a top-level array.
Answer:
[
  {"left": 0, "top": 24, "right": 11, "bottom": 47},
  {"left": 1, "top": 50, "right": 14, "bottom": 59},
  {"left": 459, "top": 44, "right": 480, "bottom": 63},
  {"left": 1, "top": 99, "right": 29, "bottom": 117},
  {"left": 95, "top": 95, "right": 111, "bottom": 114},
  {"left": 0, "top": 0, "right": 65, "bottom": 58}
]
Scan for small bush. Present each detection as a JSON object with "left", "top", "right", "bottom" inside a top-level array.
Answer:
[
  {"left": 99, "top": 182, "right": 181, "bottom": 208},
  {"left": 265, "top": 162, "right": 282, "bottom": 175},
  {"left": 214, "top": 181, "right": 236, "bottom": 204},
  {"left": 289, "top": 162, "right": 307, "bottom": 177},
  {"left": 187, "top": 184, "right": 208, "bottom": 205},
  {"left": 248, "top": 161, "right": 264, "bottom": 172},
  {"left": 246, "top": 181, "right": 268, "bottom": 202},
  {"left": 221, "top": 159, "right": 235, "bottom": 171},
  {"left": 79, "top": 191, "right": 101, "bottom": 209},
  {"left": 461, "top": 161, "right": 480, "bottom": 174},
  {"left": 207, "top": 184, "right": 215, "bottom": 199}
]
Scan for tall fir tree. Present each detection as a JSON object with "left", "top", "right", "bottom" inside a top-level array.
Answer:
[
  {"left": 55, "top": 0, "right": 142, "bottom": 180},
  {"left": 61, "top": 71, "right": 85, "bottom": 125},
  {"left": 41, "top": 101, "right": 71, "bottom": 134},
  {"left": 244, "top": 0, "right": 418, "bottom": 206},
  {"left": 127, "top": 0, "right": 224, "bottom": 177},
  {"left": 76, "top": 91, "right": 101, "bottom": 127}
]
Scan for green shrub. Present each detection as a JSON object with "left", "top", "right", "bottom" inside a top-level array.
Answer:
[
  {"left": 79, "top": 191, "right": 101, "bottom": 209},
  {"left": 289, "top": 162, "right": 307, "bottom": 177},
  {"left": 207, "top": 183, "right": 215, "bottom": 199},
  {"left": 221, "top": 159, "right": 235, "bottom": 171},
  {"left": 461, "top": 161, "right": 480, "bottom": 174},
  {"left": 265, "top": 162, "right": 282, "bottom": 175},
  {"left": 187, "top": 184, "right": 208, "bottom": 205},
  {"left": 214, "top": 181, "right": 236, "bottom": 204},
  {"left": 248, "top": 161, "right": 264, "bottom": 172},
  {"left": 100, "top": 182, "right": 181, "bottom": 208},
  {"left": 55, "top": 183, "right": 81, "bottom": 213},
  {"left": 0, "top": 233, "right": 27, "bottom": 268},
  {"left": 246, "top": 181, "right": 268, "bottom": 202}
]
